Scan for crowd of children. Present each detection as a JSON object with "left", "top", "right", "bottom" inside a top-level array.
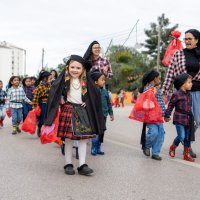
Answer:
[{"left": 1, "top": 58, "right": 198, "bottom": 177}]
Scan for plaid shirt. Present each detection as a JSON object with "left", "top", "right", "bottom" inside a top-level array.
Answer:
[
  {"left": 0, "top": 89, "right": 7, "bottom": 104},
  {"left": 162, "top": 49, "right": 200, "bottom": 96},
  {"left": 91, "top": 56, "right": 113, "bottom": 78},
  {"left": 7, "top": 86, "right": 31, "bottom": 109},
  {"left": 144, "top": 84, "right": 166, "bottom": 116},
  {"left": 165, "top": 90, "right": 192, "bottom": 126},
  {"left": 23, "top": 86, "right": 35, "bottom": 101},
  {"left": 32, "top": 81, "right": 50, "bottom": 108}
]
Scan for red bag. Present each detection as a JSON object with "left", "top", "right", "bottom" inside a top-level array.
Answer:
[
  {"left": 162, "top": 31, "right": 183, "bottom": 67},
  {"left": 21, "top": 109, "right": 37, "bottom": 134},
  {"left": 35, "top": 105, "right": 41, "bottom": 117},
  {"left": 6, "top": 108, "right": 12, "bottom": 118},
  {"left": 129, "top": 87, "right": 163, "bottom": 123},
  {"left": 40, "top": 110, "right": 61, "bottom": 144}
]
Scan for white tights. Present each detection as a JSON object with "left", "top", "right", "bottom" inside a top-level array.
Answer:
[{"left": 65, "top": 139, "right": 88, "bottom": 167}]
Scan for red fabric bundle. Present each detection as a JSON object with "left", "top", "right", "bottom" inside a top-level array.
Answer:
[
  {"left": 162, "top": 31, "right": 183, "bottom": 67},
  {"left": 129, "top": 87, "right": 163, "bottom": 123},
  {"left": 21, "top": 109, "right": 37, "bottom": 135},
  {"left": 40, "top": 110, "right": 60, "bottom": 144}
]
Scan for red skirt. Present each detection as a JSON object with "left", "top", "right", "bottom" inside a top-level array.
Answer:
[{"left": 57, "top": 103, "right": 96, "bottom": 140}]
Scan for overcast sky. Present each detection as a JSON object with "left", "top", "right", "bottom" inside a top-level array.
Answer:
[{"left": 1, "top": 0, "right": 200, "bottom": 75}]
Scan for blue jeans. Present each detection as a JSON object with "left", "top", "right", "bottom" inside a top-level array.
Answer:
[
  {"left": 12, "top": 108, "right": 23, "bottom": 125},
  {"left": 145, "top": 123, "right": 165, "bottom": 155},
  {"left": 174, "top": 123, "right": 190, "bottom": 147},
  {"left": 22, "top": 102, "right": 32, "bottom": 121},
  {"left": 0, "top": 104, "right": 6, "bottom": 120}
]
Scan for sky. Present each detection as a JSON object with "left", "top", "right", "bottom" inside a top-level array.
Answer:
[{"left": 1, "top": 0, "right": 200, "bottom": 76}]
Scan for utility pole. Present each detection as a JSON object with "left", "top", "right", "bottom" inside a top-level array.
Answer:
[
  {"left": 42, "top": 48, "right": 44, "bottom": 70},
  {"left": 156, "top": 18, "right": 163, "bottom": 73}
]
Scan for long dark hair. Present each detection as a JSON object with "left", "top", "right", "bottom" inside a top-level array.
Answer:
[
  {"left": 50, "top": 69, "right": 58, "bottom": 79},
  {"left": 8, "top": 76, "right": 21, "bottom": 88},
  {"left": 139, "top": 70, "right": 159, "bottom": 93},
  {"left": 185, "top": 29, "right": 200, "bottom": 57},
  {"left": 22, "top": 77, "right": 31, "bottom": 87}
]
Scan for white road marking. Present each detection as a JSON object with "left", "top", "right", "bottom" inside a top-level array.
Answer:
[{"left": 105, "top": 138, "right": 200, "bottom": 169}]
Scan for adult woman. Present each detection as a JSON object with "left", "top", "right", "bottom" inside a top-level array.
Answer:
[
  {"left": 162, "top": 29, "right": 200, "bottom": 158},
  {"left": 50, "top": 69, "right": 58, "bottom": 83},
  {"left": 83, "top": 41, "right": 113, "bottom": 78}
]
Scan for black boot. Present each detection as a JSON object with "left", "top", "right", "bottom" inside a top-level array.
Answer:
[
  {"left": 190, "top": 148, "right": 197, "bottom": 158},
  {"left": 37, "top": 127, "right": 41, "bottom": 137}
]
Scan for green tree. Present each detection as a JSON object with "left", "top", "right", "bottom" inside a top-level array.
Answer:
[
  {"left": 143, "top": 13, "right": 178, "bottom": 63},
  {"left": 107, "top": 45, "right": 153, "bottom": 92}
]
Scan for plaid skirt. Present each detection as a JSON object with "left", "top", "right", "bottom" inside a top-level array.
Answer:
[{"left": 57, "top": 102, "right": 96, "bottom": 140}]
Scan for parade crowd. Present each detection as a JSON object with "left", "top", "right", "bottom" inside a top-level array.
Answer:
[{"left": 1, "top": 29, "right": 200, "bottom": 176}]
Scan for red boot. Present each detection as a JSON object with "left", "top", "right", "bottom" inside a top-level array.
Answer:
[
  {"left": 183, "top": 147, "right": 195, "bottom": 162},
  {"left": 169, "top": 144, "right": 177, "bottom": 157}
]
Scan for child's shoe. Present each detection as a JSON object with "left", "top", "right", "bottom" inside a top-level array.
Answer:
[
  {"left": 189, "top": 148, "right": 197, "bottom": 158},
  {"left": 97, "top": 142, "right": 104, "bottom": 155},
  {"left": 16, "top": 124, "right": 21, "bottom": 133},
  {"left": 64, "top": 164, "right": 75, "bottom": 175},
  {"left": 183, "top": 147, "right": 195, "bottom": 162},
  {"left": 77, "top": 164, "right": 93, "bottom": 175},
  {"left": 143, "top": 147, "right": 150, "bottom": 156},
  {"left": 91, "top": 142, "right": 97, "bottom": 156},
  {"left": 151, "top": 155, "right": 162, "bottom": 161},
  {"left": 169, "top": 144, "right": 177, "bottom": 157},
  {"left": 12, "top": 125, "right": 17, "bottom": 135}
]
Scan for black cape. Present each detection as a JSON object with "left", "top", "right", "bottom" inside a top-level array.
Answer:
[{"left": 44, "top": 70, "right": 106, "bottom": 135}]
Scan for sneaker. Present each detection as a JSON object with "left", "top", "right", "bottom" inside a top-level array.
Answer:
[
  {"left": 151, "top": 155, "right": 162, "bottom": 161},
  {"left": 12, "top": 130, "right": 17, "bottom": 135},
  {"left": 64, "top": 164, "right": 75, "bottom": 175},
  {"left": 16, "top": 126, "right": 21, "bottom": 133},
  {"left": 77, "top": 164, "right": 93, "bottom": 176},
  {"left": 143, "top": 147, "right": 150, "bottom": 156}
]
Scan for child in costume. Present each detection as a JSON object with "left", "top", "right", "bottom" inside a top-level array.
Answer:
[{"left": 44, "top": 55, "right": 105, "bottom": 176}]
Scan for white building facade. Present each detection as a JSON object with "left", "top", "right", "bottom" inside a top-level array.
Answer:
[{"left": 0, "top": 41, "right": 26, "bottom": 89}]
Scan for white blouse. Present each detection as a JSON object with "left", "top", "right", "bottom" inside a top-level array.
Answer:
[{"left": 67, "top": 78, "right": 83, "bottom": 104}]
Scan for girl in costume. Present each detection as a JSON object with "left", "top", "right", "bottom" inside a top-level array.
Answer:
[{"left": 44, "top": 55, "right": 105, "bottom": 176}]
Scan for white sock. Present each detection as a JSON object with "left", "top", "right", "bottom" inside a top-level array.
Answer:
[
  {"left": 78, "top": 139, "right": 88, "bottom": 167},
  {"left": 64, "top": 139, "right": 73, "bottom": 165}
]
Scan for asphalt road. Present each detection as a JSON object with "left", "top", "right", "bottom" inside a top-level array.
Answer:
[{"left": 0, "top": 105, "right": 200, "bottom": 200}]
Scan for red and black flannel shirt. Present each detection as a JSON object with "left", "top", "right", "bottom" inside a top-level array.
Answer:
[
  {"left": 91, "top": 56, "right": 113, "bottom": 78},
  {"left": 162, "top": 49, "right": 200, "bottom": 96},
  {"left": 165, "top": 89, "right": 192, "bottom": 126}
]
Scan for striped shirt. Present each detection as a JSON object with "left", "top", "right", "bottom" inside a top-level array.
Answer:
[
  {"left": 7, "top": 86, "right": 31, "bottom": 109},
  {"left": 144, "top": 84, "right": 166, "bottom": 116}
]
